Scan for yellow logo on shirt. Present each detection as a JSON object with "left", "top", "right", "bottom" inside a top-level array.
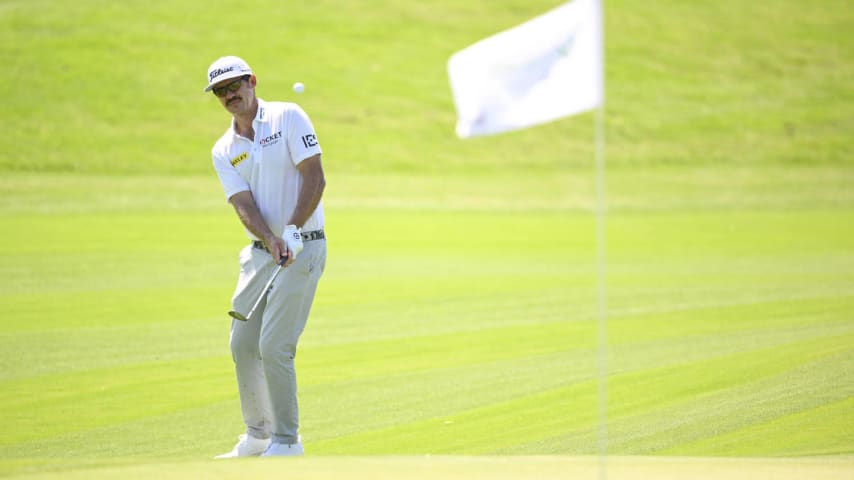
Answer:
[{"left": 230, "top": 152, "right": 248, "bottom": 167}]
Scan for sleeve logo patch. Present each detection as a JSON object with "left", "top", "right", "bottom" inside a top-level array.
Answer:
[
  {"left": 230, "top": 152, "right": 248, "bottom": 167},
  {"left": 301, "top": 134, "right": 318, "bottom": 148}
]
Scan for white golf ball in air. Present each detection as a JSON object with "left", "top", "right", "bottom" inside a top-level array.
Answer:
[{"left": 293, "top": 82, "right": 305, "bottom": 94}]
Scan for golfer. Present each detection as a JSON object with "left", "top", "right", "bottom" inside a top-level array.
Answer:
[{"left": 205, "top": 56, "right": 327, "bottom": 458}]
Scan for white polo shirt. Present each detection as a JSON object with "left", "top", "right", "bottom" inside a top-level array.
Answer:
[{"left": 212, "top": 98, "right": 324, "bottom": 240}]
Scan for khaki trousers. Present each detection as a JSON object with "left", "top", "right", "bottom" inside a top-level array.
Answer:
[{"left": 229, "top": 239, "right": 326, "bottom": 444}]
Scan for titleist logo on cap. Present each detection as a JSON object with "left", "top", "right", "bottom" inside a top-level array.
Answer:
[{"left": 209, "top": 67, "right": 237, "bottom": 82}]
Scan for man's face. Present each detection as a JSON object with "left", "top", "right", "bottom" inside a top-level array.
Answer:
[{"left": 212, "top": 75, "right": 255, "bottom": 115}]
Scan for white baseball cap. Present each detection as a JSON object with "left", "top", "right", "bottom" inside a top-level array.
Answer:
[{"left": 204, "top": 56, "right": 253, "bottom": 92}]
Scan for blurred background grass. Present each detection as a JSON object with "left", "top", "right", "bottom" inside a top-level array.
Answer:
[{"left": 0, "top": 0, "right": 850, "bottom": 174}]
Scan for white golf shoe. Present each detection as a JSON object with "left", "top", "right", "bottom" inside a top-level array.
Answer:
[
  {"left": 261, "top": 439, "right": 304, "bottom": 457},
  {"left": 214, "top": 434, "right": 271, "bottom": 459}
]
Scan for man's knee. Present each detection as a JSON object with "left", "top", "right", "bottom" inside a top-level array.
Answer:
[
  {"left": 231, "top": 333, "right": 262, "bottom": 363},
  {"left": 259, "top": 337, "right": 297, "bottom": 363}
]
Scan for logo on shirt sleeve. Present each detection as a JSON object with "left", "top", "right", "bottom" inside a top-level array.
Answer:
[
  {"left": 230, "top": 152, "right": 248, "bottom": 167},
  {"left": 301, "top": 134, "right": 318, "bottom": 148}
]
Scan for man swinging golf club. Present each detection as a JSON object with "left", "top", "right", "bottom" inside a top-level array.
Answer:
[{"left": 205, "top": 55, "right": 327, "bottom": 458}]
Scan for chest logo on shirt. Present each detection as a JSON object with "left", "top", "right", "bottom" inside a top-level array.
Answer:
[
  {"left": 260, "top": 131, "right": 282, "bottom": 148},
  {"left": 230, "top": 152, "right": 248, "bottom": 167},
  {"left": 301, "top": 134, "right": 318, "bottom": 148}
]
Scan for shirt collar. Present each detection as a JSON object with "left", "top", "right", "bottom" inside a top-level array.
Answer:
[
  {"left": 229, "top": 98, "right": 268, "bottom": 136},
  {"left": 255, "top": 98, "right": 268, "bottom": 123}
]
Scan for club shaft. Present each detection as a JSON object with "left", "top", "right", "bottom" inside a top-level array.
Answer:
[
  {"left": 244, "top": 265, "right": 283, "bottom": 319},
  {"left": 228, "top": 254, "right": 289, "bottom": 321}
]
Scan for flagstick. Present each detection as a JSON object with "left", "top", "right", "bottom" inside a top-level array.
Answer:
[{"left": 593, "top": 1, "right": 609, "bottom": 476}]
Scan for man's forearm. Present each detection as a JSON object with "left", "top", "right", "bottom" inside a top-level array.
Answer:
[
  {"left": 289, "top": 180, "right": 324, "bottom": 229},
  {"left": 230, "top": 190, "right": 275, "bottom": 242},
  {"left": 288, "top": 155, "right": 326, "bottom": 229}
]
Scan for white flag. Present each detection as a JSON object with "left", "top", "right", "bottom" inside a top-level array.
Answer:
[{"left": 448, "top": 0, "right": 603, "bottom": 138}]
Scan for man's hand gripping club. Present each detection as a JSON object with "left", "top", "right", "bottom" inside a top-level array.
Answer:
[
  {"left": 264, "top": 224, "right": 304, "bottom": 267},
  {"left": 228, "top": 225, "right": 304, "bottom": 322}
]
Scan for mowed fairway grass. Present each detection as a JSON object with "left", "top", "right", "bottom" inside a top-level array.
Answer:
[
  {"left": 2, "top": 0, "right": 854, "bottom": 478},
  {"left": 0, "top": 169, "right": 852, "bottom": 479}
]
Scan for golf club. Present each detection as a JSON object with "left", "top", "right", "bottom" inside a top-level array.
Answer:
[{"left": 228, "top": 255, "right": 288, "bottom": 321}]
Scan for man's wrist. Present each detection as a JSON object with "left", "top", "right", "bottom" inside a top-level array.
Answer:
[{"left": 261, "top": 231, "right": 278, "bottom": 247}]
